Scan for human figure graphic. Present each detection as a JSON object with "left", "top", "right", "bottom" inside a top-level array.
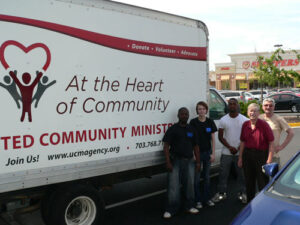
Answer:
[
  {"left": 9, "top": 70, "right": 43, "bottom": 122},
  {"left": 0, "top": 74, "right": 22, "bottom": 108},
  {"left": 32, "top": 72, "right": 56, "bottom": 108}
]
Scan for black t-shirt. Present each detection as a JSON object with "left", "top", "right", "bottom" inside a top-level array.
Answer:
[
  {"left": 162, "top": 123, "right": 198, "bottom": 158},
  {"left": 190, "top": 117, "right": 217, "bottom": 152}
]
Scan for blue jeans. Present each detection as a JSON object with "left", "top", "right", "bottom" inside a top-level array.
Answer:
[
  {"left": 217, "top": 154, "right": 245, "bottom": 193},
  {"left": 166, "top": 157, "right": 195, "bottom": 214},
  {"left": 194, "top": 151, "right": 211, "bottom": 203}
]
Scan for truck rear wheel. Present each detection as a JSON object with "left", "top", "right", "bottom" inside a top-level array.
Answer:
[{"left": 47, "top": 185, "right": 104, "bottom": 225}]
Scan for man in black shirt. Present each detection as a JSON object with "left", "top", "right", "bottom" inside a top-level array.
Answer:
[{"left": 162, "top": 107, "right": 200, "bottom": 219}]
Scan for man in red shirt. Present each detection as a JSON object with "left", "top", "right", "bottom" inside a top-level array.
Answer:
[{"left": 238, "top": 103, "right": 274, "bottom": 203}]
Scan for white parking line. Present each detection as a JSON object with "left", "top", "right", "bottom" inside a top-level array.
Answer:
[{"left": 105, "top": 190, "right": 166, "bottom": 209}]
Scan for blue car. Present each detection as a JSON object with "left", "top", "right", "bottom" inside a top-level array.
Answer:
[{"left": 231, "top": 151, "right": 300, "bottom": 225}]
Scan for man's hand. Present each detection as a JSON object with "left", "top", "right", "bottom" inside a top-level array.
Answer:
[
  {"left": 275, "top": 145, "right": 283, "bottom": 153},
  {"left": 266, "top": 159, "right": 272, "bottom": 164},
  {"left": 229, "top": 146, "right": 238, "bottom": 155},
  {"left": 166, "top": 161, "right": 173, "bottom": 172},
  {"left": 238, "top": 158, "right": 243, "bottom": 168},
  {"left": 210, "top": 153, "right": 215, "bottom": 163},
  {"left": 195, "top": 163, "right": 201, "bottom": 172}
]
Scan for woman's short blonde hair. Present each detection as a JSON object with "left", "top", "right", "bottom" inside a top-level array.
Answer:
[{"left": 248, "top": 103, "right": 260, "bottom": 112}]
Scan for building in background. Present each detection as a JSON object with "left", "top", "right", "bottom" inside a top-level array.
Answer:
[
  {"left": 214, "top": 50, "right": 300, "bottom": 90},
  {"left": 209, "top": 71, "right": 216, "bottom": 87}
]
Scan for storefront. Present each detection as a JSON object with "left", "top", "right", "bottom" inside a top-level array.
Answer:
[
  {"left": 209, "top": 71, "right": 216, "bottom": 87},
  {"left": 215, "top": 63, "right": 235, "bottom": 90},
  {"left": 214, "top": 50, "right": 300, "bottom": 90},
  {"left": 235, "top": 74, "right": 247, "bottom": 90}
]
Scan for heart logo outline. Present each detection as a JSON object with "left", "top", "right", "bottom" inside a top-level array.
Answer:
[{"left": 0, "top": 40, "right": 51, "bottom": 71}]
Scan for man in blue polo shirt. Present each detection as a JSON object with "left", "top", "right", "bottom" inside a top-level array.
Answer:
[{"left": 162, "top": 107, "right": 200, "bottom": 219}]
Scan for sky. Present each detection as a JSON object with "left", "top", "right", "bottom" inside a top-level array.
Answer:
[{"left": 113, "top": 0, "right": 300, "bottom": 70}]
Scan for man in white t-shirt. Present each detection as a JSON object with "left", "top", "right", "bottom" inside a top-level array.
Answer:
[{"left": 212, "top": 98, "right": 248, "bottom": 204}]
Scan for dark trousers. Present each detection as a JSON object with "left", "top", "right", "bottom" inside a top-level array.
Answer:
[
  {"left": 194, "top": 151, "right": 211, "bottom": 203},
  {"left": 242, "top": 148, "right": 269, "bottom": 203},
  {"left": 217, "top": 154, "right": 245, "bottom": 194}
]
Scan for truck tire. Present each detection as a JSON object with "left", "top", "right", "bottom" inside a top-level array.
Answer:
[{"left": 47, "top": 185, "right": 105, "bottom": 225}]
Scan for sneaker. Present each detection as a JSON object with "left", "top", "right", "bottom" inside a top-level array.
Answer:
[
  {"left": 238, "top": 192, "right": 247, "bottom": 204},
  {"left": 163, "top": 211, "right": 172, "bottom": 219},
  {"left": 212, "top": 192, "right": 227, "bottom": 203},
  {"left": 196, "top": 202, "right": 203, "bottom": 209},
  {"left": 206, "top": 200, "right": 215, "bottom": 207},
  {"left": 187, "top": 207, "right": 199, "bottom": 214}
]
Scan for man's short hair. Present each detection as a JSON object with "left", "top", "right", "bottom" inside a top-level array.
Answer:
[
  {"left": 178, "top": 107, "right": 188, "bottom": 114},
  {"left": 228, "top": 98, "right": 238, "bottom": 103},
  {"left": 263, "top": 98, "right": 275, "bottom": 106}
]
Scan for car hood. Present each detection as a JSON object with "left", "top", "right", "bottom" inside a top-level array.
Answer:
[{"left": 231, "top": 191, "right": 300, "bottom": 225}]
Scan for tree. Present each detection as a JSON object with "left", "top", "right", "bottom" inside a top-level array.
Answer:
[{"left": 253, "top": 48, "right": 300, "bottom": 100}]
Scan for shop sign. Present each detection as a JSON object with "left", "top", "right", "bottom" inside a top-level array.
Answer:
[
  {"left": 220, "top": 75, "right": 230, "bottom": 80},
  {"left": 221, "top": 67, "right": 230, "bottom": 70},
  {"left": 242, "top": 61, "right": 250, "bottom": 69},
  {"left": 243, "top": 59, "right": 299, "bottom": 69},
  {"left": 236, "top": 74, "right": 246, "bottom": 80},
  {"left": 239, "top": 83, "right": 247, "bottom": 89}
]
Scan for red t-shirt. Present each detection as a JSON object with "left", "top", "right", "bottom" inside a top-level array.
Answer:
[{"left": 240, "top": 119, "right": 274, "bottom": 150}]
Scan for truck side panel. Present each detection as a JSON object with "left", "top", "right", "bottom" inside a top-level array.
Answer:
[{"left": 0, "top": 0, "right": 208, "bottom": 192}]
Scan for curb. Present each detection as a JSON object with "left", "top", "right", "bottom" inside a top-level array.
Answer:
[{"left": 288, "top": 122, "right": 300, "bottom": 127}]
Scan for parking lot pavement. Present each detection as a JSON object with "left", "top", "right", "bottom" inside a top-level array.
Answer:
[
  {"left": 104, "top": 175, "right": 245, "bottom": 225},
  {"left": 0, "top": 174, "right": 245, "bottom": 225},
  {"left": 0, "top": 210, "right": 44, "bottom": 225}
]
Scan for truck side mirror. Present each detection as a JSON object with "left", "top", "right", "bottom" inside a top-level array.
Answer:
[{"left": 262, "top": 163, "right": 279, "bottom": 177}]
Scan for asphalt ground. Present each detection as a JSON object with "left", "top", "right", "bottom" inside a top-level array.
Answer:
[
  {"left": 1, "top": 174, "right": 246, "bottom": 225},
  {"left": 103, "top": 174, "right": 246, "bottom": 225}
]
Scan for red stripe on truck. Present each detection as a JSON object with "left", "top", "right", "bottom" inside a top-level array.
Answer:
[{"left": 0, "top": 14, "right": 207, "bottom": 61}]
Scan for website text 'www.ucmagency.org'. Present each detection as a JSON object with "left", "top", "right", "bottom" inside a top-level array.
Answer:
[{"left": 47, "top": 146, "right": 120, "bottom": 160}]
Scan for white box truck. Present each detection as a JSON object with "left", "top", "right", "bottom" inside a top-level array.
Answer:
[{"left": 0, "top": 0, "right": 228, "bottom": 224}]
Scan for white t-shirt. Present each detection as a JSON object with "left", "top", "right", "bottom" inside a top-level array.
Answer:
[{"left": 219, "top": 114, "right": 249, "bottom": 155}]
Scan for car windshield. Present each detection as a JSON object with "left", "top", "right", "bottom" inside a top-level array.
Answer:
[{"left": 268, "top": 154, "right": 300, "bottom": 202}]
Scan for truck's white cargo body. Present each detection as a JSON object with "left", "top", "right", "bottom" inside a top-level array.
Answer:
[{"left": 0, "top": 0, "right": 210, "bottom": 194}]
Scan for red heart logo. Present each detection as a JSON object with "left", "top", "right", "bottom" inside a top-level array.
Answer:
[{"left": 0, "top": 40, "right": 51, "bottom": 71}]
